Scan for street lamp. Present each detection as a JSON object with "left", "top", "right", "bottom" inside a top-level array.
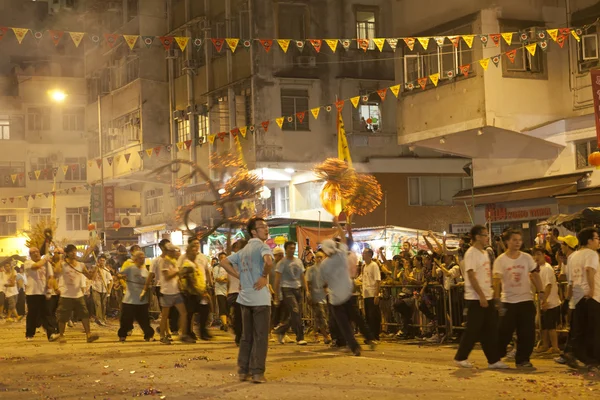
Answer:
[{"left": 48, "top": 89, "right": 67, "bottom": 103}]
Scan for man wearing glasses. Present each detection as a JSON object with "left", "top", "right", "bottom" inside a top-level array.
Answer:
[
  {"left": 220, "top": 217, "right": 274, "bottom": 384},
  {"left": 454, "top": 225, "right": 508, "bottom": 369}
]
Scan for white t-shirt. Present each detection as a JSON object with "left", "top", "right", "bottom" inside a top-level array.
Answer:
[
  {"left": 228, "top": 274, "right": 240, "bottom": 294},
  {"left": 151, "top": 257, "right": 163, "bottom": 286},
  {"left": 24, "top": 259, "right": 53, "bottom": 296},
  {"left": 463, "top": 246, "right": 493, "bottom": 301},
  {"left": 92, "top": 268, "right": 113, "bottom": 293},
  {"left": 160, "top": 257, "right": 180, "bottom": 295},
  {"left": 213, "top": 265, "right": 228, "bottom": 296},
  {"left": 493, "top": 252, "right": 537, "bottom": 303},
  {"left": 3, "top": 270, "right": 18, "bottom": 297},
  {"left": 59, "top": 261, "right": 87, "bottom": 299},
  {"left": 539, "top": 262, "right": 561, "bottom": 309},
  {"left": 361, "top": 261, "right": 381, "bottom": 298},
  {"left": 437, "top": 264, "right": 462, "bottom": 291},
  {"left": 568, "top": 248, "right": 599, "bottom": 305}
]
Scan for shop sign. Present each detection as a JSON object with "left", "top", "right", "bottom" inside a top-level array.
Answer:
[
  {"left": 485, "top": 204, "right": 553, "bottom": 222},
  {"left": 449, "top": 223, "right": 472, "bottom": 234},
  {"left": 90, "top": 186, "right": 102, "bottom": 223}
]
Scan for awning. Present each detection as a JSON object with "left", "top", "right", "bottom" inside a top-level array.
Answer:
[
  {"left": 556, "top": 187, "right": 600, "bottom": 206},
  {"left": 134, "top": 223, "right": 167, "bottom": 234},
  {"left": 453, "top": 173, "right": 586, "bottom": 206}
]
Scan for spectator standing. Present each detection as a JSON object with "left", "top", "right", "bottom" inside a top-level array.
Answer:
[
  {"left": 532, "top": 246, "right": 561, "bottom": 354},
  {"left": 360, "top": 248, "right": 381, "bottom": 341},
  {"left": 91, "top": 255, "right": 113, "bottom": 326}
]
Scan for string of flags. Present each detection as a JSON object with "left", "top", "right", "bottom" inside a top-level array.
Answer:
[
  {"left": 0, "top": 21, "right": 595, "bottom": 55},
  {"left": 0, "top": 183, "right": 92, "bottom": 205}
]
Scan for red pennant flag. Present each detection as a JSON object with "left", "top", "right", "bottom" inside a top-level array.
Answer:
[
  {"left": 65, "top": 189, "right": 70, "bottom": 194},
  {"left": 335, "top": 100, "right": 345, "bottom": 112},
  {"left": 96, "top": 158, "right": 102, "bottom": 168},
  {"left": 357, "top": 39, "right": 369, "bottom": 52},
  {"left": 506, "top": 49, "right": 517, "bottom": 63},
  {"left": 71, "top": 187, "right": 77, "bottom": 193},
  {"left": 154, "top": 146, "right": 161, "bottom": 156},
  {"left": 0, "top": 27, "right": 8, "bottom": 42},
  {"left": 211, "top": 38, "right": 224, "bottom": 53},
  {"left": 231, "top": 127, "right": 240, "bottom": 136},
  {"left": 217, "top": 132, "right": 226, "bottom": 142},
  {"left": 184, "top": 139, "right": 192, "bottom": 149},
  {"left": 261, "top": 120, "right": 270, "bottom": 132},
  {"left": 9, "top": 198, "right": 14, "bottom": 203},
  {"left": 104, "top": 33, "right": 119, "bottom": 48},
  {"left": 559, "top": 28, "right": 571, "bottom": 36},
  {"left": 418, "top": 77, "right": 428, "bottom": 90},
  {"left": 449, "top": 36, "right": 461, "bottom": 48},
  {"left": 296, "top": 111, "right": 306, "bottom": 124},
  {"left": 459, "top": 64, "right": 471, "bottom": 77},
  {"left": 49, "top": 30, "right": 64, "bottom": 46},
  {"left": 159, "top": 36, "right": 174, "bottom": 50},
  {"left": 377, "top": 88, "right": 387, "bottom": 101},
  {"left": 309, "top": 39, "right": 322, "bottom": 53},
  {"left": 124, "top": 153, "right": 131, "bottom": 163},
  {"left": 557, "top": 35, "right": 567, "bottom": 48},
  {"left": 489, "top": 34, "right": 501, "bottom": 47},
  {"left": 259, "top": 39, "right": 273, "bottom": 53},
  {"left": 31, "top": 194, "right": 36, "bottom": 200}
]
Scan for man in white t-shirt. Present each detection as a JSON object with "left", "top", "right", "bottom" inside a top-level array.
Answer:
[
  {"left": 360, "top": 248, "right": 381, "bottom": 341},
  {"left": 91, "top": 255, "right": 113, "bottom": 326},
  {"left": 532, "top": 246, "right": 561, "bottom": 354},
  {"left": 227, "top": 240, "right": 245, "bottom": 346},
  {"left": 57, "top": 245, "right": 99, "bottom": 343},
  {"left": 24, "top": 247, "right": 59, "bottom": 341},
  {"left": 564, "top": 227, "right": 599, "bottom": 367},
  {"left": 158, "top": 243, "right": 190, "bottom": 344},
  {"left": 454, "top": 225, "right": 508, "bottom": 369},
  {"left": 214, "top": 252, "right": 229, "bottom": 331},
  {"left": 493, "top": 230, "right": 543, "bottom": 368}
]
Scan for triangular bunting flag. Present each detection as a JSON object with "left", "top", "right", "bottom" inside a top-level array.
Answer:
[
  {"left": 519, "top": 31, "right": 530, "bottom": 43},
  {"left": 325, "top": 39, "right": 338, "bottom": 53},
  {"left": 239, "top": 126, "right": 248, "bottom": 138},
  {"left": 34, "top": 170, "right": 41, "bottom": 180},
  {"left": 539, "top": 40, "right": 548, "bottom": 52},
  {"left": 159, "top": 36, "right": 174, "bottom": 50},
  {"left": 403, "top": 37, "right": 416, "bottom": 51},
  {"left": 211, "top": 38, "right": 224, "bottom": 53},
  {"left": 96, "top": 159, "right": 102, "bottom": 168},
  {"left": 386, "top": 38, "right": 398, "bottom": 52},
  {"left": 185, "top": 139, "right": 192, "bottom": 149},
  {"left": 1, "top": 199, "right": 6, "bottom": 205},
  {"left": 449, "top": 36, "right": 461, "bottom": 48},
  {"left": 547, "top": 29, "right": 558, "bottom": 42},
  {"left": 479, "top": 58, "right": 490, "bottom": 71},
  {"left": 277, "top": 39, "right": 290, "bottom": 53},
  {"left": 142, "top": 36, "right": 154, "bottom": 48},
  {"left": 145, "top": 149, "right": 153, "bottom": 157},
  {"left": 389, "top": 84, "right": 401, "bottom": 98},
  {"left": 479, "top": 34, "right": 489, "bottom": 46},
  {"left": 335, "top": 100, "right": 345, "bottom": 112},
  {"left": 418, "top": 77, "right": 428, "bottom": 90},
  {"left": 430, "top": 73, "right": 440, "bottom": 87},
  {"left": 417, "top": 37, "right": 429, "bottom": 50},
  {"left": 309, "top": 39, "right": 322, "bottom": 53},
  {"left": 71, "top": 187, "right": 77, "bottom": 193},
  {"left": 28, "top": 172, "right": 34, "bottom": 180},
  {"left": 115, "top": 155, "right": 122, "bottom": 164},
  {"left": 90, "top": 34, "right": 100, "bottom": 45},
  {"left": 107, "top": 156, "right": 114, "bottom": 166},
  {"left": 501, "top": 32, "right": 513, "bottom": 46},
  {"left": 208, "top": 135, "right": 216, "bottom": 144},
  {"left": 372, "top": 38, "right": 385, "bottom": 52},
  {"left": 434, "top": 37, "right": 445, "bottom": 47},
  {"left": 491, "top": 55, "right": 501, "bottom": 67},
  {"left": 123, "top": 34, "right": 139, "bottom": 50},
  {"left": 462, "top": 35, "right": 475, "bottom": 48},
  {"left": 377, "top": 88, "right": 387, "bottom": 101},
  {"left": 12, "top": 28, "right": 29, "bottom": 44},
  {"left": 557, "top": 35, "right": 566, "bottom": 48},
  {"left": 62, "top": 165, "right": 69, "bottom": 175},
  {"left": 357, "top": 39, "right": 369, "bottom": 52},
  {"left": 275, "top": 117, "right": 284, "bottom": 129},
  {"left": 296, "top": 40, "right": 305, "bottom": 52},
  {"left": 571, "top": 29, "right": 581, "bottom": 42},
  {"left": 259, "top": 39, "right": 273, "bottom": 53},
  {"left": 559, "top": 28, "right": 571, "bottom": 36},
  {"left": 311, "top": 107, "right": 320, "bottom": 119},
  {"left": 175, "top": 36, "right": 190, "bottom": 51},
  {"left": 325, "top": 106, "right": 332, "bottom": 112},
  {"left": 124, "top": 153, "right": 131, "bottom": 163},
  {"left": 10, "top": 174, "right": 16, "bottom": 184},
  {"left": 69, "top": 32, "right": 85, "bottom": 47},
  {"left": 525, "top": 43, "right": 537, "bottom": 56},
  {"left": 44, "top": 193, "right": 49, "bottom": 198},
  {"left": 31, "top": 194, "right": 36, "bottom": 200},
  {"left": 9, "top": 198, "right": 13, "bottom": 203},
  {"left": 218, "top": 131, "right": 227, "bottom": 142},
  {"left": 154, "top": 146, "right": 161, "bottom": 156},
  {"left": 490, "top": 34, "right": 501, "bottom": 47},
  {"left": 87, "top": 160, "right": 93, "bottom": 168},
  {"left": 296, "top": 112, "right": 306, "bottom": 124},
  {"left": 193, "top": 38, "right": 203, "bottom": 50},
  {"left": 536, "top": 29, "right": 547, "bottom": 41},
  {"left": 137, "top": 150, "right": 145, "bottom": 159},
  {"left": 104, "top": 33, "right": 119, "bottom": 48},
  {"left": 24, "top": 195, "right": 30, "bottom": 201},
  {"left": 65, "top": 189, "right": 70, "bottom": 194},
  {"left": 49, "top": 30, "right": 64, "bottom": 46},
  {"left": 340, "top": 39, "right": 351, "bottom": 51},
  {"left": 176, "top": 142, "right": 184, "bottom": 151},
  {"left": 261, "top": 121, "right": 270, "bottom": 132},
  {"left": 506, "top": 49, "right": 517, "bottom": 63},
  {"left": 350, "top": 96, "right": 360, "bottom": 108},
  {"left": 459, "top": 64, "right": 471, "bottom": 77},
  {"left": 225, "top": 38, "right": 239, "bottom": 52}
]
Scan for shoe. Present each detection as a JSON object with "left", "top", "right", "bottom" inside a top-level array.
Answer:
[
  {"left": 252, "top": 374, "right": 267, "bottom": 384},
  {"left": 283, "top": 335, "right": 292, "bottom": 343},
  {"left": 189, "top": 333, "right": 198, "bottom": 341},
  {"left": 296, "top": 340, "right": 308, "bottom": 346},
  {"left": 180, "top": 335, "right": 196, "bottom": 344},
  {"left": 99, "top": 320, "right": 107, "bottom": 327},
  {"left": 426, "top": 334, "right": 440, "bottom": 343},
  {"left": 516, "top": 362, "right": 534, "bottom": 368},
  {"left": 277, "top": 333, "right": 285, "bottom": 344},
  {"left": 222, "top": 325, "right": 228, "bottom": 332},
  {"left": 87, "top": 334, "right": 99, "bottom": 343},
  {"left": 145, "top": 338, "right": 156, "bottom": 342},
  {"left": 48, "top": 333, "right": 60, "bottom": 342},
  {"left": 547, "top": 348, "right": 561, "bottom": 355},
  {"left": 505, "top": 349, "right": 516, "bottom": 360},
  {"left": 239, "top": 373, "right": 251, "bottom": 382},
  {"left": 25, "top": 337, "right": 33, "bottom": 341},
  {"left": 201, "top": 331, "right": 213, "bottom": 339},
  {"left": 365, "top": 340, "right": 377, "bottom": 350},
  {"left": 535, "top": 347, "right": 549, "bottom": 353},
  {"left": 67, "top": 321, "right": 74, "bottom": 328},
  {"left": 160, "top": 337, "right": 172, "bottom": 345},
  {"left": 488, "top": 361, "right": 510, "bottom": 369},
  {"left": 455, "top": 359, "right": 474, "bottom": 368},
  {"left": 323, "top": 337, "right": 332, "bottom": 345},
  {"left": 565, "top": 356, "right": 581, "bottom": 369},
  {"left": 554, "top": 355, "right": 567, "bottom": 365},
  {"left": 119, "top": 337, "right": 126, "bottom": 342},
  {"left": 352, "top": 347, "right": 362, "bottom": 357}
]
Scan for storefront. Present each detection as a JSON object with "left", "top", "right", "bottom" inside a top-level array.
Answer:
[{"left": 135, "top": 223, "right": 187, "bottom": 258}]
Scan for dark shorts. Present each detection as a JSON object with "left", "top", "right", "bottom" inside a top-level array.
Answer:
[
  {"left": 541, "top": 305, "right": 560, "bottom": 330},
  {"left": 0, "top": 291, "right": 5, "bottom": 306},
  {"left": 216, "top": 295, "right": 228, "bottom": 316},
  {"left": 57, "top": 297, "right": 89, "bottom": 322},
  {"left": 6, "top": 294, "right": 17, "bottom": 309}
]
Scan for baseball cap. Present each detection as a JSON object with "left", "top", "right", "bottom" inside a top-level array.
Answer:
[
  {"left": 558, "top": 235, "right": 578, "bottom": 249},
  {"left": 273, "top": 247, "right": 284, "bottom": 255}
]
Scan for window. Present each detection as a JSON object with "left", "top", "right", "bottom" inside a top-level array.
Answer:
[
  {"left": 27, "top": 107, "right": 51, "bottom": 131},
  {"left": 64, "top": 157, "right": 87, "bottom": 181},
  {"left": 197, "top": 113, "right": 208, "bottom": 140},
  {"left": 0, "top": 162, "right": 25, "bottom": 188},
  {"left": 176, "top": 118, "right": 191, "bottom": 143},
  {"left": 0, "top": 215, "right": 17, "bottom": 237},
  {"left": 408, "top": 176, "right": 471, "bottom": 206},
  {"left": 576, "top": 139, "right": 599, "bottom": 169},
  {"left": 105, "top": 110, "right": 140, "bottom": 153},
  {"left": 578, "top": 25, "right": 600, "bottom": 72},
  {"left": 63, "top": 108, "right": 84, "bottom": 131},
  {"left": 145, "top": 188, "right": 164, "bottom": 216},
  {"left": 278, "top": 186, "right": 289, "bottom": 214},
  {"left": 30, "top": 157, "right": 53, "bottom": 180},
  {"left": 126, "top": 0, "right": 138, "bottom": 21},
  {"left": 501, "top": 22, "right": 546, "bottom": 78},
  {"left": 352, "top": 91, "right": 382, "bottom": 132},
  {"left": 356, "top": 9, "right": 376, "bottom": 50},
  {"left": 278, "top": 4, "right": 308, "bottom": 39},
  {"left": 0, "top": 116, "right": 9, "bottom": 140},
  {"left": 30, "top": 208, "right": 51, "bottom": 228},
  {"left": 113, "top": 57, "right": 139, "bottom": 90},
  {"left": 66, "top": 207, "right": 88, "bottom": 231},
  {"left": 280, "top": 89, "right": 309, "bottom": 131},
  {"left": 264, "top": 187, "right": 276, "bottom": 214},
  {"left": 295, "top": 181, "right": 324, "bottom": 210}
]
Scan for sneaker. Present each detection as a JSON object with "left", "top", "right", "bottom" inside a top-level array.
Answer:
[
  {"left": 119, "top": 337, "right": 126, "bottom": 342},
  {"left": 366, "top": 340, "right": 377, "bottom": 350},
  {"left": 277, "top": 333, "right": 285, "bottom": 344},
  {"left": 488, "top": 361, "right": 510, "bottom": 369},
  {"left": 505, "top": 349, "right": 516, "bottom": 360},
  {"left": 516, "top": 362, "right": 534, "bottom": 368},
  {"left": 454, "top": 359, "right": 474, "bottom": 368},
  {"left": 48, "top": 333, "right": 60, "bottom": 342},
  {"left": 87, "top": 334, "right": 99, "bottom": 343},
  {"left": 25, "top": 337, "right": 33, "bottom": 341},
  {"left": 238, "top": 373, "right": 251, "bottom": 382},
  {"left": 352, "top": 347, "right": 362, "bottom": 357},
  {"left": 426, "top": 334, "right": 440, "bottom": 343},
  {"left": 160, "top": 337, "right": 172, "bottom": 345},
  {"left": 283, "top": 334, "right": 293, "bottom": 343},
  {"left": 252, "top": 374, "right": 267, "bottom": 384},
  {"left": 180, "top": 335, "right": 196, "bottom": 344},
  {"left": 296, "top": 340, "right": 308, "bottom": 346},
  {"left": 67, "top": 321, "right": 74, "bottom": 328},
  {"left": 554, "top": 355, "right": 567, "bottom": 364}
]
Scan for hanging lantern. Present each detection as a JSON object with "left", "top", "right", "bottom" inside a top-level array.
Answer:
[
  {"left": 113, "top": 221, "right": 121, "bottom": 231},
  {"left": 320, "top": 182, "right": 343, "bottom": 216},
  {"left": 87, "top": 223, "right": 96, "bottom": 231},
  {"left": 589, "top": 151, "right": 600, "bottom": 168}
]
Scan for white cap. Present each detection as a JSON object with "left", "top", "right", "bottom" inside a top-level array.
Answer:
[{"left": 321, "top": 239, "right": 337, "bottom": 256}]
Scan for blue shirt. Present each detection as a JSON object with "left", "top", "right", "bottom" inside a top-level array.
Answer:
[
  {"left": 227, "top": 238, "right": 273, "bottom": 306},
  {"left": 275, "top": 257, "right": 304, "bottom": 289},
  {"left": 306, "top": 263, "right": 326, "bottom": 303},
  {"left": 320, "top": 251, "right": 353, "bottom": 306},
  {"left": 122, "top": 266, "right": 149, "bottom": 305}
]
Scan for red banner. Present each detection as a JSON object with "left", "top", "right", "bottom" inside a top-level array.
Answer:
[
  {"left": 591, "top": 69, "right": 600, "bottom": 147},
  {"left": 104, "top": 186, "right": 115, "bottom": 223}
]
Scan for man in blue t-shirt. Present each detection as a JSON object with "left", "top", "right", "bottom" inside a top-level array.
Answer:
[{"left": 220, "top": 217, "right": 273, "bottom": 384}]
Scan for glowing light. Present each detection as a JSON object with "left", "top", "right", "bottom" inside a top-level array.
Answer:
[
  {"left": 259, "top": 186, "right": 271, "bottom": 199},
  {"left": 284, "top": 168, "right": 295, "bottom": 174},
  {"left": 49, "top": 90, "right": 67, "bottom": 102},
  {"left": 218, "top": 188, "right": 226, "bottom": 195}
]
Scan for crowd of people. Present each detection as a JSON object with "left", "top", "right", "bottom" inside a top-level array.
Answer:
[{"left": 1, "top": 217, "right": 599, "bottom": 381}]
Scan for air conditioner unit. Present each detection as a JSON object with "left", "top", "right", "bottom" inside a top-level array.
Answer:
[
  {"left": 173, "top": 110, "right": 186, "bottom": 120},
  {"left": 120, "top": 216, "right": 137, "bottom": 228},
  {"left": 295, "top": 56, "right": 317, "bottom": 68}
]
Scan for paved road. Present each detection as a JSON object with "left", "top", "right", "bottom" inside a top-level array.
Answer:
[{"left": 0, "top": 319, "right": 597, "bottom": 399}]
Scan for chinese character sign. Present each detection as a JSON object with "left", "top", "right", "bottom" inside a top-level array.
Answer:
[
  {"left": 90, "top": 186, "right": 103, "bottom": 223},
  {"left": 104, "top": 186, "right": 115, "bottom": 223},
  {"left": 591, "top": 69, "right": 600, "bottom": 147}
]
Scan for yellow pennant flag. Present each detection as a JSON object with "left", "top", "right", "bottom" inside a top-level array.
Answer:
[
  {"left": 174, "top": 37, "right": 189, "bottom": 51},
  {"left": 34, "top": 170, "right": 41, "bottom": 180},
  {"left": 571, "top": 30, "right": 581, "bottom": 42},
  {"left": 337, "top": 111, "right": 352, "bottom": 167},
  {"left": 239, "top": 126, "right": 248, "bottom": 138},
  {"left": 325, "top": 39, "right": 338, "bottom": 53},
  {"left": 10, "top": 174, "right": 17, "bottom": 184},
  {"left": 311, "top": 107, "right": 320, "bottom": 119},
  {"left": 69, "top": 32, "right": 85, "bottom": 47},
  {"left": 208, "top": 135, "right": 216, "bottom": 144},
  {"left": 430, "top": 73, "right": 440, "bottom": 87},
  {"left": 87, "top": 160, "right": 93, "bottom": 168},
  {"left": 12, "top": 28, "right": 29, "bottom": 44},
  {"left": 115, "top": 155, "right": 122, "bottom": 164},
  {"left": 501, "top": 32, "right": 513, "bottom": 46},
  {"left": 277, "top": 39, "right": 290, "bottom": 53},
  {"left": 389, "top": 84, "right": 401, "bottom": 98},
  {"left": 226, "top": 38, "right": 239, "bottom": 52},
  {"left": 525, "top": 43, "right": 537, "bottom": 56},
  {"left": 145, "top": 148, "right": 153, "bottom": 157},
  {"left": 479, "top": 58, "right": 490, "bottom": 71},
  {"left": 417, "top": 37, "right": 430, "bottom": 50},
  {"left": 462, "top": 35, "right": 475, "bottom": 48},
  {"left": 123, "top": 35, "right": 139, "bottom": 50},
  {"left": 547, "top": 29, "right": 558, "bottom": 42},
  {"left": 350, "top": 96, "right": 360, "bottom": 108},
  {"left": 372, "top": 38, "right": 385, "bottom": 52},
  {"left": 234, "top": 135, "right": 246, "bottom": 166},
  {"left": 275, "top": 117, "right": 284, "bottom": 129},
  {"left": 176, "top": 142, "right": 184, "bottom": 151},
  {"left": 61, "top": 165, "right": 69, "bottom": 175}
]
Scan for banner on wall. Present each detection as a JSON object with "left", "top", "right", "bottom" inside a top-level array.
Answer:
[
  {"left": 90, "top": 186, "right": 103, "bottom": 223},
  {"left": 103, "top": 186, "right": 115, "bottom": 223}
]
